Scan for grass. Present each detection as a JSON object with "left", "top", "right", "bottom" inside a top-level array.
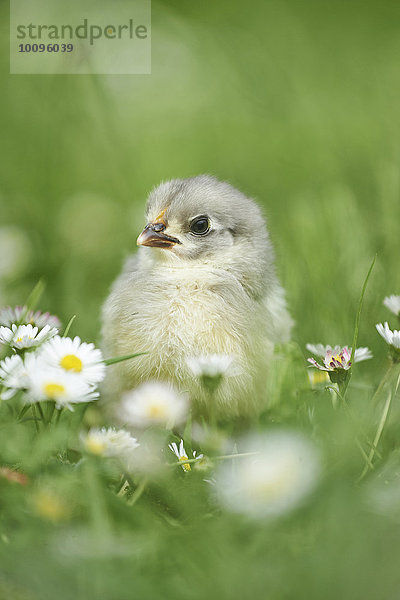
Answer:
[{"left": 1, "top": 0, "right": 400, "bottom": 598}]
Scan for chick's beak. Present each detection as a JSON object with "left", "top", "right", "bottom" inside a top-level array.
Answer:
[{"left": 137, "top": 222, "right": 181, "bottom": 248}]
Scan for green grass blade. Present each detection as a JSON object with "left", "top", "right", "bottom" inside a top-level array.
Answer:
[
  {"left": 350, "top": 255, "right": 376, "bottom": 367},
  {"left": 63, "top": 315, "right": 76, "bottom": 338},
  {"left": 104, "top": 352, "right": 147, "bottom": 366},
  {"left": 25, "top": 279, "right": 46, "bottom": 313},
  {"left": 16, "top": 279, "right": 46, "bottom": 325}
]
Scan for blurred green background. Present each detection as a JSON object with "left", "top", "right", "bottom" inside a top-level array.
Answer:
[
  {"left": 1, "top": 0, "right": 399, "bottom": 356},
  {"left": 1, "top": 1, "right": 400, "bottom": 598}
]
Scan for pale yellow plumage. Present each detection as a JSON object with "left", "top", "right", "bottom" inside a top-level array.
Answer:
[{"left": 102, "top": 175, "right": 292, "bottom": 418}]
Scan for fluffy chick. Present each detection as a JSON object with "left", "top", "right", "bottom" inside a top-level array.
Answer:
[{"left": 102, "top": 175, "right": 292, "bottom": 418}]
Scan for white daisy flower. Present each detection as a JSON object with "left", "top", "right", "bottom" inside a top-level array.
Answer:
[
  {"left": 353, "top": 347, "right": 374, "bottom": 362},
  {"left": 0, "top": 354, "right": 26, "bottom": 399},
  {"left": 186, "top": 354, "right": 236, "bottom": 378},
  {"left": 306, "top": 344, "right": 372, "bottom": 386},
  {"left": 306, "top": 343, "right": 373, "bottom": 367},
  {"left": 38, "top": 336, "right": 105, "bottom": 385},
  {"left": 376, "top": 322, "right": 400, "bottom": 348},
  {"left": 215, "top": 431, "right": 320, "bottom": 519},
  {"left": 0, "top": 306, "right": 61, "bottom": 329},
  {"left": 0, "top": 323, "right": 58, "bottom": 349},
  {"left": 383, "top": 295, "right": 400, "bottom": 318},
  {"left": 168, "top": 439, "right": 204, "bottom": 472},
  {"left": 186, "top": 354, "right": 239, "bottom": 392},
  {"left": 0, "top": 306, "right": 28, "bottom": 326},
  {"left": 81, "top": 427, "right": 139, "bottom": 468},
  {"left": 376, "top": 322, "right": 400, "bottom": 362},
  {"left": 305, "top": 343, "right": 328, "bottom": 358},
  {"left": 118, "top": 381, "right": 188, "bottom": 429},
  {"left": 28, "top": 310, "right": 61, "bottom": 330},
  {"left": 25, "top": 364, "right": 99, "bottom": 410}
]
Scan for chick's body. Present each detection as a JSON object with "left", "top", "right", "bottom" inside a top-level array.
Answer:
[{"left": 102, "top": 176, "right": 292, "bottom": 417}]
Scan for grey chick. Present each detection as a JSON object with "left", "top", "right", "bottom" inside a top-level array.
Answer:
[{"left": 102, "top": 175, "right": 292, "bottom": 419}]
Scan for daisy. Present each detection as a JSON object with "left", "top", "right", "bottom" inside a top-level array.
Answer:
[
  {"left": 215, "top": 431, "right": 320, "bottom": 519},
  {"left": 376, "top": 322, "right": 400, "bottom": 362},
  {"left": 0, "top": 306, "right": 27, "bottom": 326},
  {"left": 32, "top": 489, "right": 69, "bottom": 522},
  {"left": 0, "top": 354, "right": 27, "bottom": 399},
  {"left": 118, "top": 381, "right": 188, "bottom": 429},
  {"left": 0, "top": 324, "right": 58, "bottom": 349},
  {"left": 0, "top": 306, "right": 61, "bottom": 329},
  {"left": 38, "top": 336, "right": 105, "bottom": 385},
  {"left": 383, "top": 296, "right": 400, "bottom": 318},
  {"left": 376, "top": 322, "right": 400, "bottom": 348},
  {"left": 25, "top": 365, "right": 99, "bottom": 410},
  {"left": 186, "top": 354, "right": 235, "bottom": 378},
  {"left": 306, "top": 344, "right": 372, "bottom": 371},
  {"left": 81, "top": 427, "right": 139, "bottom": 469},
  {"left": 186, "top": 354, "right": 239, "bottom": 392},
  {"left": 168, "top": 439, "right": 204, "bottom": 472}
]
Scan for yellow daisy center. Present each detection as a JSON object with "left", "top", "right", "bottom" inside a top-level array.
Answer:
[
  {"left": 86, "top": 437, "right": 107, "bottom": 456},
  {"left": 60, "top": 354, "right": 83, "bottom": 372},
  {"left": 179, "top": 456, "right": 191, "bottom": 471},
  {"left": 34, "top": 491, "right": 68, "bottom": 522},
  {"left": 147, "top": 404, "right": 166, "bottom": 419},
  {"left": 252, "top": 468, "right": 294, "bottom": 501},
  {"left": 44, "top": 383, "right": 66, "bottom": 398}
]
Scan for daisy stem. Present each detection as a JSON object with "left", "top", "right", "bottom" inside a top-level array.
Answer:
[
  {"left": 2, "top": 396, "right": 15, "bottom": 417},
  {"left": 46, "top": 401, "right": 55, "bottom": 424},
  {"left": 123, "top": 472, "right": 136, "bottom": 490},
  {"left": 168, "top": 451, "right": 258, "bottom": 468},
  {"left": 6, "top": 402, "right": 16, "bottom": 419},
  {"left": 17, "top": 403, "right": 31, "bottom": 421},
  {"left": 30, "top": 404, "right": 40, "bottom": 433},
  {"left": 358, "top": 369, "right": 400, "bottom": 482},
  {"left": 329, "top": 385, "right": 379, "bottom": 457},
  {"left": 36, "top": 402, "right": 46, "bottom": 424},
  {"left": 214, "top": 451, "right": 259, "bottom": 460},
  {"left": 358, "top": 390, "right": 392, "bottom": 481},
  {"left": 355, "top": 439, "right": 374, "bottom": 469},
  {"left": 371, "top": 363, "right": 396, "bottom": 406},
  {"left": 206, "top": 388, "right": 218, "bottom": 431},
  {"left": 338, "top": 377, "right": 351, "bottom": 401},
  {"left": 84, "top": 458, "right": 112, "bottom": 537},
  {"left": 127, "top": 477, "right": 147, "bottom": 507},
  {"left": 115, "top": 476, "right": 128, "bottom": 495},
  {"left": 55, "top": 407, "right": 63, "bottom": 424}
]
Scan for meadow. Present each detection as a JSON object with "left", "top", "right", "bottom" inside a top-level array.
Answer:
[{"left": 1, "top": 1, "right": 400, "bottom": 598}]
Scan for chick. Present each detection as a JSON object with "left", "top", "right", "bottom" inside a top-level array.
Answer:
[{"left": 102, "top": 175, "right": 292, "bottom": 418}]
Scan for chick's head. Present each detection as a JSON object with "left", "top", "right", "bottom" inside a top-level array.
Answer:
[{"left": 137, "top": 175, "right": 276, "bottom": 297}]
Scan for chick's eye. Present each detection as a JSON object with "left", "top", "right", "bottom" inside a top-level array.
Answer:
[{"left": 190, "top": 216, "right": 210, "bottom": 236}]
